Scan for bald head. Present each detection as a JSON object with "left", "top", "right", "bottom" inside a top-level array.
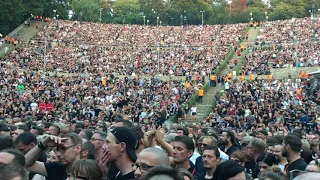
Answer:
[{"left": 140, "top": 147, "right": 169, "bottom": 166}]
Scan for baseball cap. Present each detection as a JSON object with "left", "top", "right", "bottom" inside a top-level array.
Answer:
[
  {"left": 111, "top": 127, "right": 137, "bottom": 161},
  {"left": 0, "top": 122, "right": 10, "bottom": 132}
]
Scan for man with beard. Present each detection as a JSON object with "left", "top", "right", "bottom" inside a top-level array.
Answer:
[
  {"left": 198, "top": 145, "right": 220, "bottom": 180},
  {"left": 246, "top": 138, "right": 267, "bottom": 179},
  {"left": 282, "top": 134, "right": 307, "bottom": 176},
  {"left": 219, "top": 130, "right": 239, "bottom": 156},
  {"left": 272, "top": 144, "right": 288, "bottom": 171}
]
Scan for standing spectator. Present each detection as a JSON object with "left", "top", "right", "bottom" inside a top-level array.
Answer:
[
  {"left": 198, "top": 88, "right": 204, "bottom": 103},
  {"left": 247, "top": 138, "right": 267, "bottom": 179},
  {"left": 219, "top": 130, "right": 240, "bottom": 156},
  {"left": 90, "top": 131, "right": 106, "bottom": 161},
  {"left": 0, "top": 163, "right": 27, "bottom": 180},
  {"left": 0, "top": 122, "right": 10, "bottom": 136},
  {"left": 282, "top": 134, "right": 308, "bottom": 175},
  {"left": 199, "top": 145, "right": 220, "bottom": 180},
  {"left": 70, "top": 159, "right": 103, "bottom": 180}
]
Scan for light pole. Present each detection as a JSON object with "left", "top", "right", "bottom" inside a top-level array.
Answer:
[
  {"left": 157, "top": 16, "right": 159, "bottom": 26},
  {"left": 227, "top": 1, "right": 232, "bottom": 14},
  {"left": 250, "top": 12, "right": 253, "bottom": 22},
  {"left": 56, "top": 14, "right": 59, "bottom": 20},
  {"left": 200, "top": 11, "right": 205, "bottom": 26},
  {"left": 143, "top": 16, "right": 146, "bottom": 25},
  {"left": 160, "top": 21, "right": 162, "bottom": 26},
  {"left": 43, "top": 36, "right": 47, "bottom": 75},
  {"left": 147, "top": 20, "right": 149, "bottom": 26},
  {"left": 99, "top": 8, "right": 103, "bottom": 23},
  {"left": 265, "top": 12, "right": 267, "bottom": 21},
  {"left": 53, "top": 9, "right": 57, "bottom": 19}
]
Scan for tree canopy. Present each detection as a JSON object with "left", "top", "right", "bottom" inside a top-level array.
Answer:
[{"left": 0, "top": 0, "right": 319, "bottom": 35}]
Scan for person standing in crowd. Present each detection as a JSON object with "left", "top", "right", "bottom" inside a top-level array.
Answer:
[
  {"left": 273, "top": 144, "right": 288, "bottom": 171},
  {"left": 134, "top": 147, "right": 170, "bottom": 180},
  {"left": 90, "top": 131, "right": 107, "bottom": 161},
  {"left": 70, "top": 159, "right": 103, "bottom": 180},
  {"left": 198, "top": 88, "right": 204, "bottom": 103},
  {"left": 282, "top": 134, "right": 308, "bottom": 175},
  {"left": 247, "top": 138, "right": 267, "bottom": 179},
  {"left": 172, "top": 135, "right": 201, "bottom": 178},
  {"left": 199, "top": 145, "right": 220, "bottom": 180},
  {"left": 102, "top": 127, "right": 137, "bottom": 180},
  {"left": 219, "top": 130, "right": 240, "bottom": 156},
  {"left": 24, "top": 133, "right": 83, "bottom": 180}
]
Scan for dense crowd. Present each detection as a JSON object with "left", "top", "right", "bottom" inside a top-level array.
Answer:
[
  {"left": 241, "top": 17, "right": 320, "bottom": 75},
  {"left": 2, "top": 20, "right": 246, "bottom": 75}
]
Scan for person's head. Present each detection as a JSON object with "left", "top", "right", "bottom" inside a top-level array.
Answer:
[
  {"left": 178, "top": 168, "right": 194, "bottom": 180},
  {"left": 257, "top": 130, "right": 268, "bottom": 141},
  {"left": 84, "top": 120, "right": 91, "bottom": 128},
  {"left": 0, "top": 149, "right": 25, "bottom": 166},
  {"left": 0, "top": 162, "right": 27, "bottom": 180},
  {"left": 30, "top": 126, "right": 44, "bottom": 136},
  {"left": 79, "top": 129, "right": 93, "bottom": 141},
  {"left": 282, "top": 134, "right": 302, "bottom": 157},
  {"left": 0, "top": 122, "right": 10, "bottom": 136},
  {"left": 220, "top": 130, "right": 235, "bottom": 145},
  {"left": 247, "top": 138, "right": 267, "bottom": 161},
  {"left": 143, "top": 166, "right": 184, "bottom": 180},
  {"left": 177, "top": 127, "right": 188, "bottom": 136},
  {"left": 272, "top": 144, "right": 284, "bottom": 161},
  {"left": 90, "top": 131, "right": 106, "bottom": 150},
  {"left": 214, "top": 160, "right": 246, "bottom": 180},
  {"left": 306, "top": 164, "right": 320, "bottom": 173},
  {"left": 293, "top": 173, "right": 320, "bottom": 180},
  {"left": 230, "top": 150, "right": 247, "bottom": 167},
  {"left": 47, "top": 150, "right": 58, "bottom": 163},
  {"left": 131, "top": 126, "right": 148, "bottom": 150},
  {"left": 69, "top": 159, "right": 103, "bottom": 180},
  {"left": 14, "top": 132, "right": 37, "bottom": 154},
  {"left": 0, "top": 136, "right": 13, "bottom": 151},
  {"left": 54, "top": 133, "right": 83, "bottom": 166},
  {"left": 81, "top": 141, "right": 95, "bottom": 160},
  {"left": 114, "top": 120, "right": 132, "bottom": 128},
  {"left": 258, "top": 170, "right": 283, "bottom": 180},
  {"left": 103, "top": 127, "right": 137, "bottom": 163},
  {"left": 257, "top": 153, "right": 278, "bottom": 172},
  {"left": 202, "top": 145, "right": 220, "bottom": 170},
  {"left": 12, "top": 126, "right": 29, "bottom": 141},
  {"left": 171, "top": 135, "right": 194, "bottom": 165},
  {"left": 47, "top": 125, "right": 60, "bottom": 136},
  {"left": 134, "top": 147, "right": 170, "bottom": 180},
  {"left": 199, "top": 136, "right": 218, "bottom": 154}
]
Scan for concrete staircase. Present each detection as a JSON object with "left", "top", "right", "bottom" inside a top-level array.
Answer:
[{"left": 183, "top": 27, "right": 260, "bottom": 123}]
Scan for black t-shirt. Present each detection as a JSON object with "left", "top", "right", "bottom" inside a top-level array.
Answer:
[
  {"left": 44, "top": 162, "right": 67, "bottom": 180},
  {"left": 114, "top": 171, "right": 135, "bottom": 180},
  {"left": 286, "top": 158, "right": 308, "bottom": 172}
]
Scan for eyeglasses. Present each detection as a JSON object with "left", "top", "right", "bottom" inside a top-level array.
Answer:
[
  {"left": 54, "top": 145, "right": 75, "bottom": 154},
  {"left": 199, "top": 143, "right": 208, "bottom": 147},
  {"left": 132, "top": 163, "right": 154, "bottom": 172}
]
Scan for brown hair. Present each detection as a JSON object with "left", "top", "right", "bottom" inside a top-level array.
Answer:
[
  {"left": 230, "top": 150, "right": 248, "bottom": 162},
  {"left": 70, "top": 159, "right": 103, "bottom": 180}
]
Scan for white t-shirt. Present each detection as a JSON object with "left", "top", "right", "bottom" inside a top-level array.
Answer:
[
  {"left": 191, "top": 107, "right": 197, "bottom": 113},
  {"left": 30, "top": 102, "right": 38, "bottom": 111}
]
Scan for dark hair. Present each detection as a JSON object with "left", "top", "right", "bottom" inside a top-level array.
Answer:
[
  {"left": 173, "top": 135, "right": 195, "bottom": 152},
  {"left": 131, "top": 126, "right": 144, "bottom": 150},
  {"left": 257, "top": 153, "right": 278, "bottom": 167},
  {"left": 0, "top": 162, "right": 27, "bottom": 180},
  {"left": 116, "top": 119, "right": 132, "bottom": 128},
  {"left": 93, "top": 131, "right": 107, "bottom": 140},
  {"left": 43, "top": 122, "right": 52, "bottom": 129},
  {"left": 203, "top": 145, "right": 220, "bottom": 159},
  {"left": 283, "top": 134, "right": 302, "bottom": 153},
  {"left": 14, "top": 132, "right": 37, "bottom": 146},
  {"left": 76, "top": 122, "right": 85, "bottom": 129},
  {"left": 61, "top": 133, "right": 83, "bottom": 147},
  {"left": 17, "top": 125, "right": 30, "bottom": 132},
  {"left": 31, "top": 126, "right": 44, "bottom": 135},
  {"left": 0, "top": 149, "right": 25, "bottom": 166},
  {"left": 81, "top": 130, "right": 93, "bottom": 140},
  {"left": 0, "top": 136, "right": 13, "bottom": 151},
  {"left": 71, "top": 159, "right": 103, "bottom": 180},
  {"left": 266, "top": 137, "right": 279, "bottom": 146},
  {"left": 144, "top": 166, "right": 184, "bottom": 180},
  {"left": 273, "top": 135, "right": 284, "bottom": 144},
  {"left": 222, "top": 130, "right": 235, "bottom": 144},
  {"left": 82, "top": 141, "right": 95, "bottom": 160},
  {"left": 300, "top": 149, "right": 313, "bottom": 164},
  {"left": 214, "top": 160, "right": 245, "bottom": 180},
  {"left": 50, "top": 125, "right": 60, "bottom": 135},
  {"left": 177, "top": 127, "right": 189, "bottom": 136}
]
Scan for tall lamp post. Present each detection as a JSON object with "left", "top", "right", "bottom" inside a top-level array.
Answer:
[
  {"left": 99, "top": 8, "right": 103, "bottom": 23},
  {"left": 53, "top": 9, "right": 57, "bottom": 19},
  {"left": 227, "top": 1, "right": 232, "bottom": 14},
  {"left": 157, "top": 16, "right": 159, "bottom": 26},
  {"left": 250, "top": 12, "right": 253, "bottom": 22},
  {"left": 147, "top": 20, "right": 149, "bottom": 26},
  {"left": 143, "top": 16, "right": 146, "bottom": 25},
  {"left": 200, "top": 11, "right": 205, "bottom": 26}
]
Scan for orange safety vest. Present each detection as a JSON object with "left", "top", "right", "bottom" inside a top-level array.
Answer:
[
  {"left": 224, "top": 77, "right": 229, "bottom": 82},
  {"left": 198, "top": 89, "right": 204, "bottom": 96},
  {"left": 296, "top": 88, "right": 302, "bottom": 96},
  {"left": 101, "top": 78, "right": 107, "bottom": 86},
  {"left": 227, "top": 73, "right": 232, "bottom": 79},
  {"left": 186, "top": 82, "right": 191, "bottom": 88},
  {"left": 11, "top": 37, "right": 15, "bottom": 43},
  {"left": 211, "top": 75, "right": 217, "bottom": 81},
  {"left": 250, "top": 74, "right": 255, "bottom": 81},
  {"left": 267, "top": 74, "right": 272, "bottom": 81},
  {"left": 240, "top": 75, "right": 245, "bottom": 81},
  {"left": 196, "top": 75, "right": 201, "bottom": 81}
]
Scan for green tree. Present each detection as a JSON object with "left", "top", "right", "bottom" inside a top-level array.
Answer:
[
  {"left": 71, "top": 0, "right": 100, "bottom": 22},
  {"left": 0, "top": 0, "right": 26, "bottom": 35},
  {"left": 112, "top": 0, "right": 142, "bottom": 24}
]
